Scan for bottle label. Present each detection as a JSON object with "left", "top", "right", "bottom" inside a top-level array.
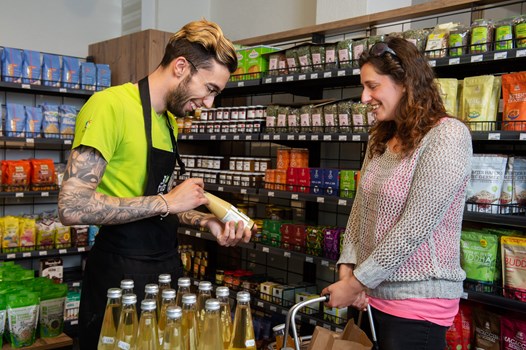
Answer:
[
  {"left": 117, "top": 341, "right": 131, "bottom": 350},
  {"left": 102, "top": 336, "right": 115, "bottom": 344},
  {"left": 245, "top": 339, "right": 256, "bottom": 347}
]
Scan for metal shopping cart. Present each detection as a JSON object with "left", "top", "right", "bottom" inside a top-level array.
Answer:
[{"left": 278, "top": 295, "right": 379, "bottom": 350}]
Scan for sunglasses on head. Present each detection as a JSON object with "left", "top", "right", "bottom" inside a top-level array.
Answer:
[{"left": 369, "top": 42, "right": 398, "bottom": 59}]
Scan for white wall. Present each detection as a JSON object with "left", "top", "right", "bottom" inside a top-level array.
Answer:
[
  {"left": 155, "top": 0, "right": 212, "bottom": 33},
  {"left": 0, "top": 0, "right": 121, "bottom": 58}
]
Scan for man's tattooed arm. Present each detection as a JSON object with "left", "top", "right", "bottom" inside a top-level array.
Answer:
[
  {"left": 58, "top": 146, "right": 167, "bottom": 226},
  {"left": 177, "top": 210, "right": 215, "bottom": 228}
]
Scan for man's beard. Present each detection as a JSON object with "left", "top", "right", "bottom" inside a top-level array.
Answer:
[{"left": 166, "top": 74, "right": 192, "bottom": 117}]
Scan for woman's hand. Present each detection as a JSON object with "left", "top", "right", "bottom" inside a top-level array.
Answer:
[{"left": 321, "top": 275, "right": 368, "bottom": 311}]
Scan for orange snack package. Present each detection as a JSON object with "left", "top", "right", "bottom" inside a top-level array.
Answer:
[{"left": 502, "top": 71, "right": 526, "bottom": 131}]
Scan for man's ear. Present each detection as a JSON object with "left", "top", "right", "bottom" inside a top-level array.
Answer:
[{"left": 173, "top": 57, "right": 188, "bottom": 78}]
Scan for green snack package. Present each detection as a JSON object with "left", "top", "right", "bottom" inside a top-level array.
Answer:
[
  {"left": 460, "top": 230, "right": 499, "bottom": 284},
  {"left": 7, "top": 291, "right": 40, "bottom": 348},
  {"left": 0, "top": 294, "right": 6, "bottom": 348},
  {"left": 40, "top": 283, "right": 68, "bottom": 338}
]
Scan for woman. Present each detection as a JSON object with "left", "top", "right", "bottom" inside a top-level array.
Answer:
[{"left": 322, "top": 37, "right": 472, "bottom": 349}]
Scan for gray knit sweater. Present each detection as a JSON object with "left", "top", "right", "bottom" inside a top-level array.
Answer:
[{"left": 337, "top": 118, "right": 472, "bottom": 300}]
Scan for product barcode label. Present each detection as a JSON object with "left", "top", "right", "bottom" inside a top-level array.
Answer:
[
  {"left": 311, "top": 135, "right": 319, "bottom": 141},
  {"left": 22, "top": 84, "right": 31, "bottom": 89},
  {"left": 488, "top": 133, "right": 500, "bottom": 140},
  {"left": 23, "top": 252, "right": 31, "bottom": 257},
  {"left": 352, "top": 69, "right": 360, "bottom": 75},
  {"left": 185, "top": 230, "right": 191, "bottom": 235},
  {"left": 268, "top": 191, "right": 275, "bottom": 197},
  {"left": 287, "top": 135, "right": 295, "bottom": 140},
  {"left": 7, "top": 254, "right": 15, "bottom": 259},
  {"left": 273, "top": 135, "right": 281, "bottom": 140},
  {"left": 15, "top": 192, "right": 24, "bottom": 198},
  {"left": 305, "top": 256, "right": 314, "bottom": 263},
  {"left": 218, "top": 187, "right": 224, "bottom": 192},
  {"left": 264, "top": 78, "right": 272, "bottom": 84},
  {"left": 26, "top": 138, "right": 34, "bottom": 143},
  {"left": 494, "top": 51, "right": 507, "bottom": 60},
  {"left": 323, "top": 135, "right": 332, "bottom": 141},
  {"left": 263, "top": 134, "right": 270, "bottom": 140},
  {"left": 324, "top": 71, "right": 332, "bottom": 78},
  {"left": 338, "top": 199, "right": 347, "bottom": 206},
  {"left": 220, "top": 135, "right": 226, "bottom": 140},
  {"left": 517, "top": 49, "right": 526, "bottom": 57},
  {"left": 59, "top": 249, "right": 67, "bottom": 254},
  {"left": 310, "top": 73, "right": 319, "bottom": 79},
  {"left": 428, "top": 60, "right": 436, "bottom": 67},
  {"left": 299, "top": 74, "right": 306, "bottom": 80},
  {"left": 257, "top": 301, "right": 264, "bottom": 308},
  {"left": 210, "top": 135, "right": 217, "bottom": 140},
  {"left": 338, "top": 135, "right": 347, "bottom": 141},
  {"left": 317, "top": 197, "right": 325, "bottom": 203},
  {"left": 321, "top": 260, "right": 329, "bottom": 267},
  {"left": 352, "top": 134, "right": 361, "bottom": 141},
  {"left": 338, "top": 70, "right": 346, "bottom": 77},
  {"left": 237, "top": 81, "right": 245, "bottom": 87},
  {"left": 284, "top": 251, "right": 291, "bottom": 258},
  {"left": 299, "top": 135, "right": 306, "bottom": 140},
  {"left": 78, "top": 247, "right": 86, "bottom": 252},
  {"left": 246, "top": 135, "right": 252, "bottom": 140},
  {"left": 233, "top": 135, "right": 240, "bottom": 140},
  {"left": 195, "top": 232, "right": 201, "bottom": 238},
  {"left": 262, "top": 247, "right": 270, "bottom": 253},
  {"left": 240, "top": 189, "right": 247, "bottom": 194},
  {"left": 520, "top": 133, "right": 526, "bottom": 140}
]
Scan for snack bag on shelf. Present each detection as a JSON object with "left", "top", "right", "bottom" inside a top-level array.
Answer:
[
  {"left": 2, "top": 216, "right": 20, "bottom": 253},
  {"left": 58, "top": 104, "right": 77, "bottom": 140},
  {"left": 21, "top": 50, "right": 42, "bottom": 85},
  {"left": 1, "top": 47, "right": 23, "bottom": 83},
  {"left": 42, "top": 53, "right": 61, "bottom": 87},
  {"left": 469, "top": 19, "right": 494, "bottom": 54},
  {"left": 501, "top": 314, "right": 526, "bottom": 350},
  {"left": 501, "top": 235, "right": 526, "bottom": 302},
  {"left": 473, "top": 308, "right": 501, "bottom": 350},
  {"left": 2, "top": 160, "right": 31, "bottom": 192},
  {"left": 502, "top": 71, "right": 526, "bottom": 131},
  {"left": 61, "top": 56, "right": 80, "bottom": 89},
  {"left": 461, "top": 75, "right": 497, "bottom": 131},
  {"left": 460, "top": 230, "right": 499, "bottom": 288},
  {"left": 466, "top": 154, "right": 507, "bottom": 214},
  {"left": 30, "top": 158, "right": 56, "bottom": 191},
  {"left": 54, "top": 220, "right": 71, "bottom": 249},
  {"left": 36, "top": 216, "right": 56, "bottom": 250},
  {"left": 6, "top": 103, "right": 27, "bottom": 138},
  {"left": 25, "top": 106, "right": 44, "bottom": 138},
  {"left": 19, "top": 216, "right": 36, "bottom": 252}
]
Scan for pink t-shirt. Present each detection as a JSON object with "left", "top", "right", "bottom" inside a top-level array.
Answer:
[{"left": 369, "top": 296, "right": 459, "bottom": 327}]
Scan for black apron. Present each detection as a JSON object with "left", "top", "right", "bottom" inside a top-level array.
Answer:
[{"left": 78, "top": 77, "right": 185, "bottom": 350}]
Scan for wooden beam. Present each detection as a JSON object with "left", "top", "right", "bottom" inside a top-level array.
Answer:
[{"left": 234, "top": 0, "right": 509, "bottom": 46}]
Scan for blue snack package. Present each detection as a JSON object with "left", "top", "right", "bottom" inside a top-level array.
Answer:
[
  {"left": 42, "top": 53, "right": 61, "bottom": 87},
  {"left": 22, "top": 50, "right": 42, "bottom": 85},
  {"left": 25, "top": 106, "right": 44, "bottom": 138},
  {"left": 62, "top": 56, "right": 80, "bottom": 89},
  {"left": 58, "top": 104, "right": 77, "bottom": 140},
  {"left": 6, "top": 103, "right": 27, "bottom": 137},
  {"left": 96, "top": 63, "right": 111, "bottom": 90},
  {"left": 41, "top": 103, "right": 60, "bottom": 138},
  {"left": 1, "top": 47, "right": 23, "bottom": 83},
  {"left": 80, "top": 62, "right": 96, "bottom": 90}
]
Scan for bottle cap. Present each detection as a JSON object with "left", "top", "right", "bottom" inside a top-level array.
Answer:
[
  {"left": 273, "top": 323, "right": 286, "bottom": 332},
  {"left": 145, "top": 284, "right": 159, "bottom": 294},
  {"left": 215, "top": 286, "right": 230, "bottom": 297},
  {"left": 178, "top": 277, "right": 191, "bottom": 287},
  {"left": 141, "top": 299, "right": 157, "bottom": 311},
  {"left": 166, "top": 305, "right": 182, "bottom": 319},
  {"left": 162, "top": 289, "right": 176, "bottom": 299},
  {"left": 120, "top": 279, "right": 134, "bottom": 290},
  {"left": 236, "top": 291, "right": 250, "bottom": 303},
  {"left": 107, "top": 288, "right": 122, "bottom": 298},
  {"left": 205, "top": 299, "right": 221, "bottom": 311},
  {"left": 198, "top": 281, "right": 213, "bottom": 291},
  {"left": 182, "top": 293, "right": 197, "bottom": 304},
  {"left": 122, "top": 294, "right": 137, "bottom": 305},
  {"left": 159, "top": 274, "right": 171, "bottom": 283}
]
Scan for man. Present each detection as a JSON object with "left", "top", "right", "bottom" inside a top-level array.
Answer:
[{"left": 58, "top": 19, "right": 253, "bottom": 349}]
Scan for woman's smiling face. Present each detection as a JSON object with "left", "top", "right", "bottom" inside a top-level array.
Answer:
[{"left": 360, "top": 62, "right": 406, "bottom": 123}]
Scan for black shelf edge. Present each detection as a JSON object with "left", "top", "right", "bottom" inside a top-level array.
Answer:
[
  {"left": 255, "top": 242, "right": 337, "bottom": 266},
  {"left": 177, "top": 227, "right": 256, "bottom": 250},
  {"left": 463, "top": 290, "right": 526, "bottom": 313},
  {"left": 179, "top": 133, "right": 260, "bottom": 141},
  {"left": 0, "top": 246, "right": 91, "bottom": 260},
  {"left": 205, "top": 183, "right": 258, "bottom": 196},
  {"left": 260, "top": 133, "right": 368, "bottom": 142},
  {"left": 259, "top": 188, "right": 354, "bottom": 207},
  {"left": 0, "top": 136, "right": 73, "bottom": 150},
  {"left": 463, "top": 211, "right": 526, "bottom": 227},
  {"left": 471, "top": 130, "right": 526, "bottom": 141},
  {"left": 0, "top": 80, "right": 94, "bottom": 97},
  {"left": 0, "top": 190, "right": 59, "bottom": 199}
]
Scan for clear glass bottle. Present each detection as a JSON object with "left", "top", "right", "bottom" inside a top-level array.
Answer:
[
  {"left": 198, "top": 299, "right": 223, "bottom": 350},
  {"left": 114, "top": 294, "right": 139, "bottom": 350},
  {"left": 158, "top": 274, "right": 172, "bottom": 296},
  {"left": 137, "top": 299, "right": 159, "bottom": 350},
  {"left": 203, "top": 192, "right": 254, "bottom": 230},
  {"left": 98, "top": 288, "right": 122, "bottom": 350},
  {"left": 228, "top": 291, "right": 256, "bottom": 350},
  {"left": 175, "top": 277, "right": 191, "bottom": 308},
  {"left": 120, "top": 279, "right": 134, "bottom": 295},
  {"left": 161, "top": 306, "right": 183, "bottom": 350},
  {"left": 145, "top": 283, "right": 160, "bottom": 320},
  {"left": 181, "top": 293, "right": 200, "bottom": 350},
  {"left": 196, "top": 281, "right": 212, "bottom": 336},
  {"left": 215, "top": 286, "right": 233, "bottom": 349},
  {"left": 158, "top": 289, "right": 177, "bottom": 344}
]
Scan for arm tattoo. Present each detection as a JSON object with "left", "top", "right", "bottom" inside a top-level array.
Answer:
[
  {"left": 58, "top": 145, "right": 166, "bottom": 226},
  {"left": 177, "top": 210, "right": 214, "bottom": 227}
]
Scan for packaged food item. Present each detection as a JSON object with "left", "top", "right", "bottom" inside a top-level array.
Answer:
[
  {"left": 25, "top": 106, "right": 43, "bottom": 138},
  {"left": 351, "top": 102, "right": 369, "bottom": 133},
  {"left": 501, "top": 315, "right": 526, "bottom": 350},
  {"left": 435, "top": 78, "right": 459, "bottom": 117},
  {"left": 309, "top": 44, "right": 325, "bottom": 72},
  {"left": 466, "top": 154, "right": 507, "bottom": 214},
  {"left": 285, "top": 48, "right": 299, "bottom": 73},
  {"left": 425, "top": 22, "right": 458, "bottom": 58},
  {"left": 352, "top": 38, "right": 368, "bottom": 67},
  {"left": 367, "top": 34, "right": 386, "bottom": 49},
  {"left": 265, "top": 105, "right": 279, "bottom": 133},
  {"left": 232, "top": 49, "right": 246, "bottom": 80},
  {"left": 61, "top": 56, "right": 80, "bottom": 89},
  {"left": 311, "top": 105, "right": 324, "bottom": 133},
  {"left": 36, "top": 216, "right": 56, "bottom": 250},
  {"left": 448, "top": 25, "right": 470, "bottom": 56},
  {"left": 1, "top": 47, "right": 23, "bottom": 83},
  {"left": 473, "top": 308, "right": 501, "bottom": 350},
  {"left": 41, "top": 103, "right": 60, "bottom": 138},
  {"left": 19, "top": 216, "right": 36, "bottom": 252},
  {"left": 96, "top": 63, "right": 111, "bottom": 90},
  {"left": 461, "top": 75, "right": 496, "bottom": 131},
  {"left": 499, "top": 156, "right": 517, "bottom": 214},
  {"left": 80, "top": 61, "right": 97, "bottom": 90},
  {"left": 7, "top": 291, "right": 40, "bottom": 347},
  {"left": 402, "top": 29, "right": 430, "bottom": 52},
  {"left": 297, "top": 45, "right": 313, "bottom": 73},
  {"left": 501, "top": 236, "right": 526, "bottom": 302},
  {"left": 324, "top": 43, "right": 337, "bottom": 70},
  {"left": 6, "top": 103, "right": 26, "bottom": 137},
  {"left": 299, "top": 105, "right": 313, "bottom": 133},
  {"left": 2, "top": 160, "right": 31, "bottom": 192},
  {"left": 30, "top": 158, "right": 56, "bottom": 191},
  {"left": 502, "top": 71, "right": 526, "bottom": 131},
  {"left": 287, "top": 108, "right": 300, "bottom": 133},
  {"left": 469, "top": 19, "right": 494, "bottom": 54},
  {"left": 514, "top": 14, "right": 526, "bottom": 48},
  {"left": 337, "top": 100, "right": 352, "bottom": 132},
  {"left": 22, "top": 50, "right": 42, "bottom": 85},
  {"left": 42, "top": 53, "right": 61, "bottom": 87},
  {"left": 268, "top": 52, "right": 287, "bottom": 76},
  {"left": 460, "top": 230, "right": 499, "bottom": 284},
  {"left": 58, "top": 104, "right": 77, "bottom": 140},
  {"left": 276, "top": 106, "right": 289, "bottom": 133},
  {"left": 336, "top": 39, "right": 353, "bottom": 68},
  {"left": 495, "top": 17, "right": 514, "bottom": 50},
  {"left": 2, "top": 216, "right": 20, "bottom": 253},
  {"left": 55, "top": 221, "right": 71, "bottom": 249}
]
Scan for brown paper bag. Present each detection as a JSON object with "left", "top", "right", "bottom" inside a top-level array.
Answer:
[{"left": 307, "top": 319, "right": 373, "bottom": 350}]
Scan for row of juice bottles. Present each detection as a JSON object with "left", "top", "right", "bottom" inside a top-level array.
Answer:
[{"left": 98, "top": 274, "right": 257, "bottom": 350}]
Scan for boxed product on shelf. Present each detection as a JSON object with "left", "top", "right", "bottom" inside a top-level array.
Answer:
[
  {"left": 339, "top": 170, "right": 358, "bottom": 198},
  {"left": 306, "top": 226, "right": 324, "bottom": 257},
  {"left": 244, "top": 45, "right": 281, "bottom": 79},
  {"left": 502, "top": 71, "right": 526, "bottom": 131},
  {"left": 1, "top": 47, "right": 23, "bottom": 83},
  {"left": 259, "top": 281, "right": 280, "bottom": 302},
  {"left": 295, "top": 292, "right": 320, "bottom": 315},
  {"left": 96, "top": 63, "right": 111, "bottom": 90},
  {"left": 71, "top": 225, "right": 89, "bottom": 247},
  {"left": 80, "top": 61, "right": 97, "bottom": 90},
  {"left": 232, "top": 48, "right": 247, "bottom": 80},
  {"left": 64, "top": 290, "right": 81, "bottom": 321},
  {"left": 322, "top": 168, "right": 340, "bottom": 196},
  {"left": 40, "top": 257, "right": 63, "bottom": 283},
  {"left": 310, "top": 168, "right": 323, "bottom": 195},
  {"left": 272, "top": 284, "right": 296, "bottom": 306},
  {"left": 323, "top": 227, "right": 343, "bottom": 260},
  {"left": 323, "top": 304, "right": 348, "bottom": 325}
]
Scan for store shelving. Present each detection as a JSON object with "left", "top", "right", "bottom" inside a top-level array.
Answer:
[{"left": 0, "top": 246, "right": 90, "bottom": 261}]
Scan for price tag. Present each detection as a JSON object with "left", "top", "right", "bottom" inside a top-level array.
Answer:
[
  {"left": 37, "top": 251, "right": 47, "bottom": 257},
  {"left": 352, "top": 69, "right": 360, "bottom": 75},
  {"left": 323, "top": 135, "right": 332, "bottom": 141},
  {"left": 185, "top": 230, "right": 191, "bottom": 235},
  {"left": 26, "top": 138, "right": 34, "bottom": 144},
  {"left": 270, "top": 305, "right": 277, "bottom": 312},
  {"left": 291, "top": 194, "right": 299, "bottom": 200},
  {"left": 72, "top": 282, "right": 81, "bottom": 287},
  {"left": 22, "top": 84, "right": 31, "bottom": 89},
  {"left": 337, "top": 70, "right": 346, "bottom": 77},
  {"left": 220, "top": 135, "right": 226, "bottom": 140},
  {"left": 7, "top": 254, "right": 15, "bottom": 259},
  {"left": 59, "top": 249, "right": 67, "bottom": 254},
  {"left": 494, "top": 51, "right": 507, "bottom": 60},
  {"left": 298, "top": 135, "right": 306, "bottom": 140},
  {"left": 23, "top": 252, "right": 31, "bottom": 258},
  {"left": 298, "top": 74, "right": 306, "bottom": 80},
  {"left": 488, "top": 133, "right": 501, "bottom": 140},
  {"left": 311, "top": 135, "right": 319, "bottom": 141},
  {"left": 218, "top": 186, "right": 224, "bottom": 192},
  {"left": 309, "top": 319, "right": 317, "bottom": 326},
  {"left": 194, "top": 280, "right": 200, "bottom": 287},
  {"left": 262, "top": 246, "right": 270, "bottom": 253},
  {"left": 517, "top": 49, "right": 526, "bottom": 58},
  {"left": 471, "top": 54, "right": 483, "bottom": 63},
  {"left": 237, "top": 81, "right": 245, "bottom": 87},
  {"left": 264, "top": 78, "right": 272, "bottom": 84},
  {"left": 246, "top": 135, "right": 252, "bottom": 140},
  {"left": 323, "top": 71, "right": 332, "bottom": 78},
  {"left": 276, "top": 77, "right": 283, "bottom": 83},
  {"left": 16, "top": 192, "right": 24, "bottom": 198},
  {"left": 263, "top": 134, "right": 270, "bottom": 140},
  {"left": 41, "top": 192, "right": 49, "bottom": 197},
  {"left": 520, "top": 133, "right": 526, "bottom": 140},
  {"left": 196, "top": 232, "right": 201, "bottom": 238},
  {"left": 286, "top": 75, "right": 294, "bottom": 82},
  {"left": 310, "top": 73, "right": 319, "bottom": 79},
  {"left": 338, "top": 135, "right": 347, "bottom": 141},
  {"left": 448, "top": 57, "right": 460, "bottom": 65},
  {"left": 317, "top": 197, "right": 325, "bottom": 203},
  {"left": 180, "top": 135, "right": 187, "bottom": 140},
  {"left": 287, "top": 134, "right": 295, "bottom": 140},
  {"left": 233, "top": 135, "right": 240, "bottom": 140},
  {"left": 64, "top": 139, "right": 72, "bottom": 145},
  {"left": 305, "top": 256, "right": 314, "bottom": 263},
  {"left": 338, "top": 199, "right": 348, "bottom": 206},
  {"left": 257, "top": 301, "right": 264, "bottom": 308},
  {"left": 59, "top": 88, "right": 67, "bottom": 93},
  {"left": 78, "top": 247, "right": 86, "bottom": 252},
  {"left": 273, "top": 135, "right": 281, "bottom": 140},
  {"left": 268, "top": 191, "right": 275, "bottom": 197},
  {"left": 188, "top": 135, "right": 194, "bottom": 140},
  {"left": 352, "top": 134, "right": 361, "bottom": 141},
  {"left": 321, "top": 260, "right": 329, "bottom": 267},
  {"left": 240, "top": 189, "right": 247, "bottom": 194},
  {"left": 284, "top": 251, "right": 291, "bottom": 258},
  {"left": 211, "top": 135, "right": 217, "bottom": 140}
]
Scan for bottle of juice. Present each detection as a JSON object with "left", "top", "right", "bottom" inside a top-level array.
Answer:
[
  {"left": 137, "top": 299, "right": 159, "bottom": 350},
  {"left": 98, "top": 288, "right": 122, "bottom": 350},
  {"left": 114, "top": 294, "right": 139, "bottom": 350},
  {"left": 196, "top": 281, "right": 212, "bottom": 336},
  {"left": 161, "top": 306, "right": 183, "bottom": 350},
  {"left": 228, "top": 291, "right": 256, "bottom": 350},
  {"left": 215, "top": 286, "right": 233, "bottom": 349},
  {"left": 181, "top": 293, "right": 199, "bottom": 350},
  {"left": 158, "top": 289, "right": 177, "bottom": 344},
  {"left": 198, "top": 299, "right": 223, "bottom": 350},
  {"left": 174, "top": 277, "right": 191, "bottom": 308}
]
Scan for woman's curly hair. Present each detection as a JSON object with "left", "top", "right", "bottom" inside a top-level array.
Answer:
[{"left": 359, "top": 37, "right": 448, "bottom": 158}]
